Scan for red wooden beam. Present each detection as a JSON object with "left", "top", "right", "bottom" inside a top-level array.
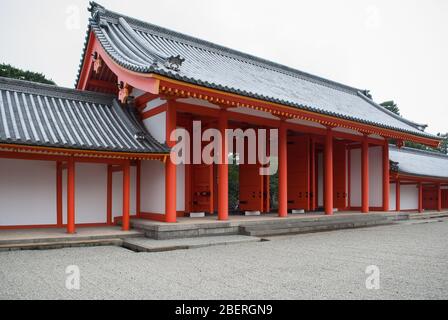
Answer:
[
  {"left": 135, "top": 92, "right": 159, "bottom": 109},
  {"left": 87, "top": 79, "right": 117, "bottom": 92},
  {"left": 141, "top": 104, "right": 167, "bottom": 120},
  {"left": 158, "top": 78, "right": 440, "bottom": 148}
]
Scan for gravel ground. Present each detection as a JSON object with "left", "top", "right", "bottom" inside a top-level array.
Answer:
[{"left": 0, "top": 219, "right": 447, "bottom": 300}]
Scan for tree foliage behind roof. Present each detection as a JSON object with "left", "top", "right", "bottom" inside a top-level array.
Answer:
[
  {"left": 0, "top": 63, "right": 56, "bottom": 85},
  {"left": 380, "top": 100, "right": 447, "bottom": 154},
  {"left": 380, "top": 100, "right": 401, "bottom": 116}
]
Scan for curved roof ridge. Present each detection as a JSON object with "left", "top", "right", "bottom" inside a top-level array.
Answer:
[
  {"left": 90, "top": 2, "right": 363, "bottom": 95},
  {"left": 0, "top": 76, "right": 114, "bottom": 105},
  {"left": 358, "top": 92, "right": 428, "bottom": 132}
]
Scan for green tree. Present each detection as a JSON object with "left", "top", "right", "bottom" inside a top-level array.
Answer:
[
  {"left": 0, "top": 63, "right": 56, "bottom": 85},
  {"left": 380, "top": 100, "right": 400, "bottom": 116},
  {"left": 380, "top": 100, "right": 447, "bottom": 154}
]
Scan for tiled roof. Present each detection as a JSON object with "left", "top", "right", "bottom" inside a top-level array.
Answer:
[
  {"left": 76, "top": 2, "right": 437, "bottom": 141},
  {"left": 0, "top": 77, "right": 168, "bottom": 154},
  {"left": 389, "top": 145, "right": 448, "bottom": 180}
]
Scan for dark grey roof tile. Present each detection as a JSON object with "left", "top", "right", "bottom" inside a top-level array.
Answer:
[
  {"left": 77, "top": 2, "right": 437, "bottom": 141},
  {"left": 0, "top": 77, "right": 169, "bottom": 154},
  {"left": 390, "top": 145, "right": 448, "bottom": 179}
]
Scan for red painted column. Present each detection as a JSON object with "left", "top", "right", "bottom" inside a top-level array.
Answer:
[
  {"left": 107, "top": 165, "right": 112, "bottom": 225},
  {"left": 122, "top": 161, "right": 131, "bottom": 231},
  {"left": 218, "top": 109, "right": 229, "bottom": 221},
  {"left": 278, "top": 120, "right": 288, "bottom": 217},
  {"left": 418, "top": 182, "right": 423, "bottom": 213},
  {"left": 437, "top": 183, "right": 442, "bottom": 212},
  {"left": 56, "top": 162, "right": 63, "bottom": 227},
  {"left": 136, "top": 160, "right": 141, "bottom": 218},
  {"left": 396, "top": 179, "right": 401, "bottom": 212},
  {"left": 324, "top": 127, "right": 333, "bottom": 215},
  {"left": 310, "top": 138, "right": 316, "bottom": 211},
  {"left": 382, "top": 142, "right": 390, "bottom": 211},
  {"left": 361, "top": 135, "right": 369, "bottom": 213},
  {"left": 165, "top": 101, "right": 177, "bottom": 223},
  {"left": 67, "top": 158, "right": 75, "bottom": 234}
]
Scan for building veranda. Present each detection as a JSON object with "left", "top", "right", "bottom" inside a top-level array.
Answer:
[{"left": 1, "top": 2, "right": 447, "bottom": 235}]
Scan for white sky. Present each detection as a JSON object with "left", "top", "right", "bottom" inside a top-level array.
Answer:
[{"left": 1, "top": 0, "right": 447, "bottom": 134}]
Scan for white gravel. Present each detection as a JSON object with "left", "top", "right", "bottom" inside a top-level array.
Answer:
[{"left": 0, "top": 219, "right": 447, "bottom": 300}]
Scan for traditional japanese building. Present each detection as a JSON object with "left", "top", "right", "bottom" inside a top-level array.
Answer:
[{"left": 0, "top": 2, "right": 446, "bottom": 233}]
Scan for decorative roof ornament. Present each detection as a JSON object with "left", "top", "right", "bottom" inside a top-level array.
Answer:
[
  {"left": 164, "top": 55, "right": 185, "bottom": 72},
  {"left": 134, "top": 132, "right": 147, "bottom": 142},
  {"left": 390, "top": 160, "right": 399, "bottom": 172}
]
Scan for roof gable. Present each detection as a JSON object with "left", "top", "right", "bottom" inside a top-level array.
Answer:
[{"left": 76, "top": 2, "right": 437, "bottom": 142}]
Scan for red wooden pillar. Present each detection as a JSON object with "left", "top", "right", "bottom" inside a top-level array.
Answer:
[
  {"left": 56, "top": 162, "right": 63, "bottom": 227},
  {"left": 438, "top": 183, "right": 442, "bottom": 212},
  {"left": 382, "top": 142, "right": 390, "bottom": 211},
  {"left": 324, "top": 127, "right": 333, "bottom": 215},
  {"left": 418, "top": 182, "right": 423, "bottom": 213},
  {"left": 136, "top": 160, "right": 141, "bottom": 218},
  {"left": 361, "top": 135, "right": 369, "bottom": 213},
  {"left": 67, "top": 158, "right": 75, "bottom": 234},
  {"left": 218, "top": 109, "right": 229, "bottom": 221},
  {"left": 122, "top": 161, "right": 131, "bottom": 231},
  {"left": 310, "top": 138, "right": 316, "bottom": 211},
  {"left": 165, "top": 101, "right": 177, "bottom": 223},
  {"left": 396, "top": 179, "right": 401, "bottom": 212},
  {"left": 278, "top": 120, "right": 288, "bottom": 217},
  {"left": 106, "top": 165, "right": 113, "bottom": 225}
]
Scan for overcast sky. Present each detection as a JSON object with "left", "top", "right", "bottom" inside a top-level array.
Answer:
[{"left": 1, "top": 0, "right": 447, "bottom": 134}]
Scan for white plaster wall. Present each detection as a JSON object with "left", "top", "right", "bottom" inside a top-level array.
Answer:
[
  {"left": 74, "top": 163, "right": 107, "bottom": 224},
  {"left": 0, "top": 159, "right": 57, "bottom": 226},
  {"left": 140, "top": 160, "right": 165, "bottom": 214},
  {"left": 318, "top": 153, "right": 323, "bottom": 207},
  {"left": 349, "top": 146, "right": 383, "bottom": 208},
  {"left": 111, "top": 167, "right": 136, "bottom": 219},
  {"left": 400, "top": 184, "right": 419, "bottom": 210},
  {"left": 389, "top": 183, "right": 396, "bottom": 211},
  {"left": 139, "top": 160, "right": 185, "bottom": 215},
  {"left": 177, "top": 164, "right": 185, "bottom": 212},
  {"left": 369, "top": 146, "right": 383, "bottom": 207},
  {"left": 143, "top": 112, "right": 166, "bottom": 144}
]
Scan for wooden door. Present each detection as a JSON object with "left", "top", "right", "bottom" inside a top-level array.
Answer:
[
  {"left": 333, "top": 141, "right": 347, "bottom": 210},
  {"left": 191, "top": 164, "right": 214, "bottom": 213},
  {"left": 239, "top": 163, "right": 264, "bottom": 212},
  {"left": 287, "top": 135, "right": 309, "bottom": 210}
]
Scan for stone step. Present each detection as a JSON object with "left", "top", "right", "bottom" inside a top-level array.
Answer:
[
  {"left": 0, "top": 238, "right": 124, "bottom": 252},
  {"left": 241, "top": 216, "right": 388, "bottom": 231},
  {"left": 241, "top": 218, "right": 393, "bottom": 237},
  {"left": 122, "top": 235, "right": 260, "bottom": 253}
]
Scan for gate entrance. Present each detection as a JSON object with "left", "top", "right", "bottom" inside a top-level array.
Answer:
[
  {"left": 333, "top": 140, "right": 347, "bottom": 210},
  {"left": 191, "top": 164, "right": 214, "bottom": 213},
  {"left": 287, "top": 135, "right": 310, "bottom": 211}
]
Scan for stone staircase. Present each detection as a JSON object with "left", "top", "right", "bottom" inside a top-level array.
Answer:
[
  {"left": 131, "top": 214, "right": 395, "bottom": 240},
  {"left": 239, "top": 214, "right": 393, "bottom": 237}
]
